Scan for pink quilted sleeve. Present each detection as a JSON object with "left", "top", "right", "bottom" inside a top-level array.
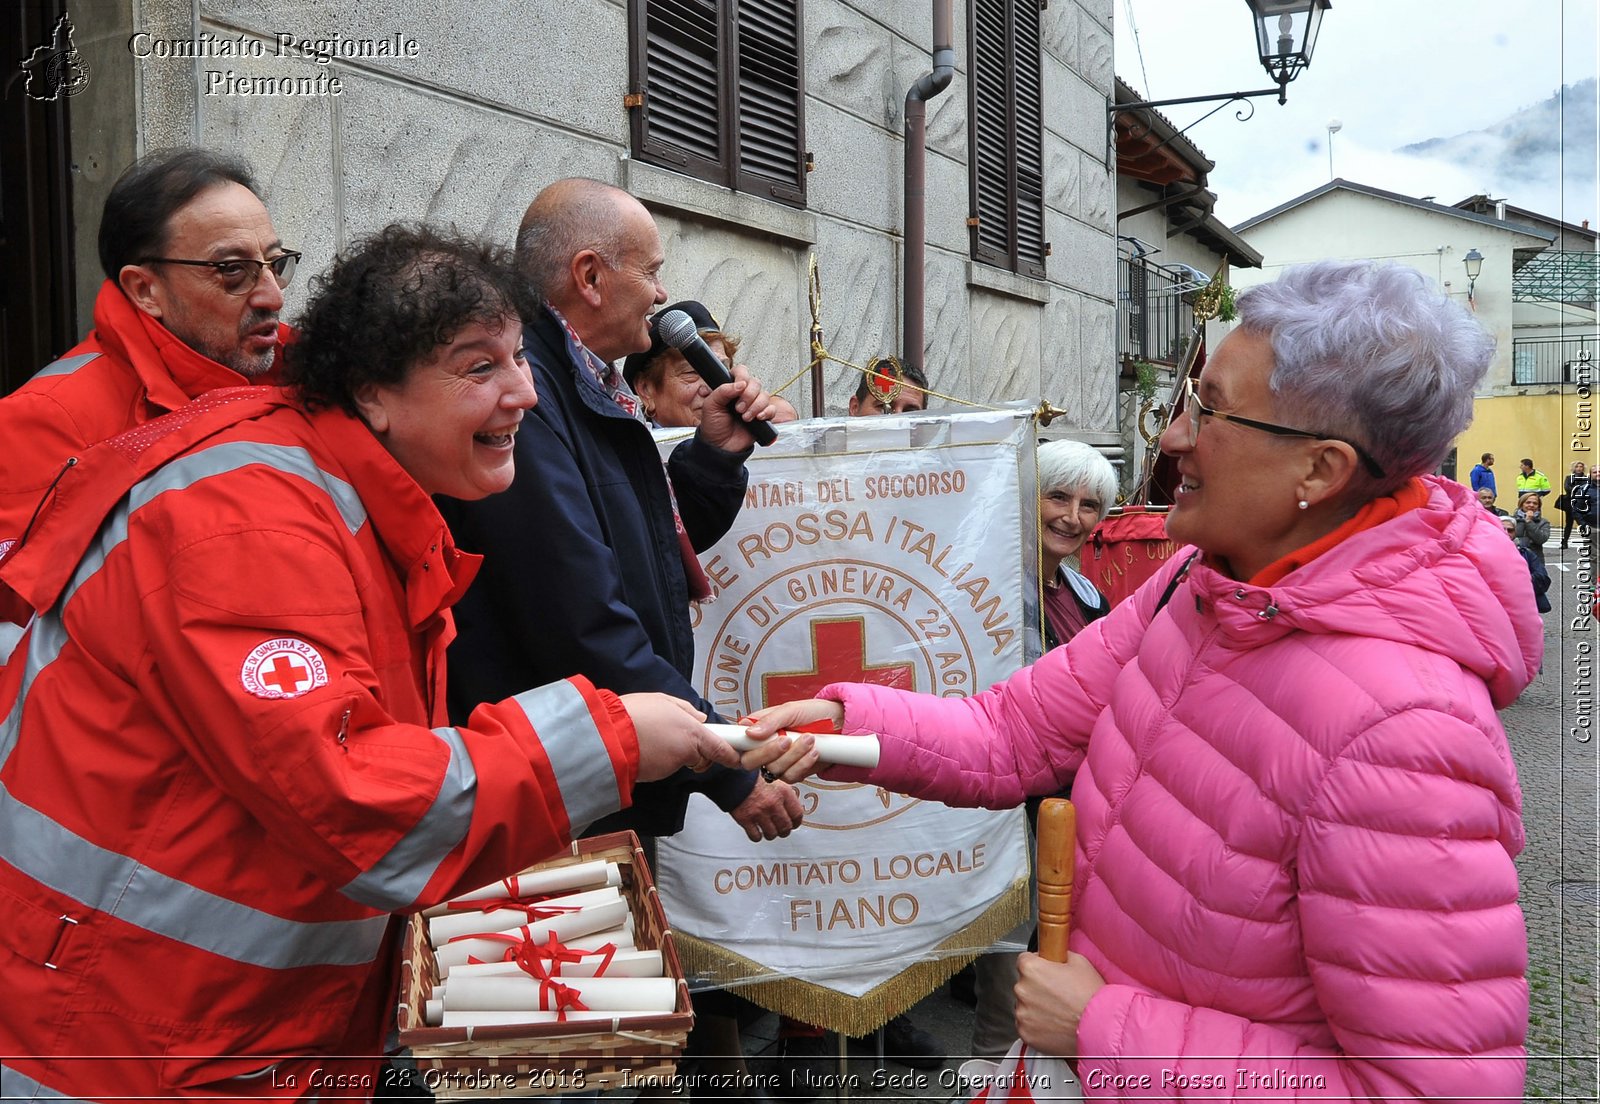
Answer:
[{"left": 817, "top": 553, "right": 1192, "bottom": 806}]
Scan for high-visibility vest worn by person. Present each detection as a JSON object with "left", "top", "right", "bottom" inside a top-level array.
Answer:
[{"left": 0, "top": 388, "right": 639, "bottom": 1101}]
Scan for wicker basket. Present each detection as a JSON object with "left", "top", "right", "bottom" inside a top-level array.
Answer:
[{"left": 397, "top": 832, "right": 692, "bottom": 1098}]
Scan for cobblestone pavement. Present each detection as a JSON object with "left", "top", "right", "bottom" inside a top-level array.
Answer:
[{"left": 1515, "top": 542, "right": 1599, "bottom": 1100}]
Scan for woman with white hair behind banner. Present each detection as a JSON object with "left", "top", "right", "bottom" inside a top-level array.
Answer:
[
  {"left": 741, "top": 260, "right": 1541, "bottom": 1100},
  {"left": 1034, "top": 440, "right": 1116, "bottom": 651}
]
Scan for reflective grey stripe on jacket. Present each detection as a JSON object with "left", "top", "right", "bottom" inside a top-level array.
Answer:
[
  {"left": 1, "top": 442, "right": 366, "bottom": 769},
  {"left": 0, "top": 439, "right": 388, "bottom": 970},
  {"left": 516, "top": 679, "right": 625, "bottom": 832},
  {"left": 31, "top": 351, "right": 101, "bottom": 381},
  {"left": 1, "top": 1061, "right": 95, "bottom": 1101},
  {"left": 341, "top": 726, "right": 477, "bottom": 912},
  {"left": 340, "top": 681, "right": 623, "bottom": 910}
]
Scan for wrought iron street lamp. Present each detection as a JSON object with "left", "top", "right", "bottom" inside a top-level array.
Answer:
[
  {"left": 1111, "top": 0, "right": 1332, "bottom": 122},
  {"left": 1463, "top": 248, "right": 1484, "bottom": 304}
]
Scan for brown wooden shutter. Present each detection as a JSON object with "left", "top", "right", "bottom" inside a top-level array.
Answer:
[
  {"left": 734, "top": 0, "right": 806, "bottom": 207},
  {"left": 1012, "top": 0, "right": 1046, "bottom": 278},
  {"left": 969, "top": 0, "right": 1013, "bottom": 268},
  {"left": 968, "top": 0, "right": 1046, "bottom": 276},
  {"left": 633, "top": 0, "right": 729, "bottom": 183}
]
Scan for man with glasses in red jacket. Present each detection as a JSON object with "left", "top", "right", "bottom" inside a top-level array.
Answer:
[{"left": 0, "top": 147, "right": 294, "bottom": 637}]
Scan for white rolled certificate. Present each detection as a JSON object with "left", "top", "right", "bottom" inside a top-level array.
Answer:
[
  {"left": 445, "top": 948, "right": 663, "bottom": 980},
  {"left": 571, "top": 921, "right": 635, "bottom": 950},
  {"left": 422, "top": 860, "right": 620, "bottom": 918},
  {"left": 433, "top": 898, "right": 630, "bottom": 977},
  {"left": 427, "top": 887, "right": 623, "bottom": 946},
  {"left": 706, "top": 723, "right": 880, "bottom": 769},
  {"left": 445, "top": 974, "right": 676, "bottom": 1013},
  {"left": 440, "top": 1009, "right": 660, "bottom": 1028}
]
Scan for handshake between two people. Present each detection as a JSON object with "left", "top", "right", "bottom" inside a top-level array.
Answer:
[{"left": 620, "top": 693, "right": 844, "bottom": 802}]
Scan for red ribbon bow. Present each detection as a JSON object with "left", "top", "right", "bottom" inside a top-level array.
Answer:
[
  {"left": 459, "top": 931, "right": 620, "bottom": 1020},
  {"left": 445, "top": 898, "right": 581, "bottom": 923}
]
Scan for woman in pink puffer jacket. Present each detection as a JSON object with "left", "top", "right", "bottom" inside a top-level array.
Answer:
[{"left": 746, "top": 261, "right": 1541, "bottom": 1101}]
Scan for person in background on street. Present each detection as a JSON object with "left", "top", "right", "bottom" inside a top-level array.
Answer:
[
  {"left": 1516, "top": 457, "right": 1552, "bottom": 499},
  {"left": 0, "top": 223, "right": 745, "bottom": 1103},
  {"left": 750, "top": 260, "right": 1540, "bottom": 1101},
  {"left": 1478, "top": 486, "right": 1508, "bottom": 517},
  {"left": 1559, "top": 460, "right": 1588, "bottom": 549},
  {"left": 622, "top": 299, "right": 799, "bottom": 427},
  {"left": 1501, "top": 515, "right": 1551, "bottom": 614},
  {"left": 1469, "top": 451, "right": 1496, "bottom": 502},
  {"left": 966, "top": 438, "right": 1117, "bottom": 1057},
  {"left": 848, "top": 356, "right": 928, "bottom": 415},
  {"left": 0, "top": 147, "right": 293, "bottom": 662},
  {"left": 1513, "top": 492, "right": 1550, "bottom": 566}
]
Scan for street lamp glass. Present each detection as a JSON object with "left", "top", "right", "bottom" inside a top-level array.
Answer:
[
  {"left": 1248, "top": 0, "right": 1331, "bottom": 88},
  {"left": 1464, "top": 248, "right": 1484, "bottom": 281}
]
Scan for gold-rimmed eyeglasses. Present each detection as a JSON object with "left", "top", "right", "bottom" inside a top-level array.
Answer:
[
  {"left": 142, "top": 251, "right": 300, "bottom": 296},
  {"left": 1170, "top": 376, "right": 1386, "bottom": 480}
]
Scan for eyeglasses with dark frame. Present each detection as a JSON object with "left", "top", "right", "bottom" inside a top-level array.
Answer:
[
  {"left": 141, "top": 251, "right": 301, "bottom": 296},
  {"left": 1172, "top": 376, "right": 1387, "bottom": 480}
]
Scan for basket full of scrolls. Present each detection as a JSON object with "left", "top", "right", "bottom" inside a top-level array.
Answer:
[{"left": 397, "top": 831, "right": 692, "bottom": 1098}]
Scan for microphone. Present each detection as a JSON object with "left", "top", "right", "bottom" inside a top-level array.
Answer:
[{"left": 655, "top": 309, "right": 777, "bottom": 446}]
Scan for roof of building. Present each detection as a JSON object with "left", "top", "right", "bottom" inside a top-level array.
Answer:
[
  {"left": 1112, "top": 77, "right": 1262, "bottom": 269},
  {"left": 1233, "top": 179, "right": 1556, "bottom": 243},
  {"left": 1452, "top": 195, "right": 1599, "bottom": 243}
]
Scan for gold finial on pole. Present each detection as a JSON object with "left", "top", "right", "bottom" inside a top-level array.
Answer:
[{"left": 807, "top": 255, "right": 827, "bottom": 417}]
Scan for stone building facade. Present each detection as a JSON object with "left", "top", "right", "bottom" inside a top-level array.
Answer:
[{"left": 58, "top": 0, "right": 1117, "bottom": 432}]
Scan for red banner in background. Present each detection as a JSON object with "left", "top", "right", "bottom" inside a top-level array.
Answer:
[{"left": 1080, "top": 506, "right": 1178, "bottom": 607}]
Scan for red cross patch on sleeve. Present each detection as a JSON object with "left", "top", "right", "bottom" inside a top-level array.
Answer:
[{"left": 240, "top": 637, "right": 330, "bottom": 699}]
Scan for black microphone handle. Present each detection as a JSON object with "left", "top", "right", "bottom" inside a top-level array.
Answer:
[{"left": 678, "top": 333, "right": 778, "bottom": 446}]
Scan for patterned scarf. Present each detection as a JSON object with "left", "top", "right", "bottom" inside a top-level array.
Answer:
[{"left": 548, "top": 306, "right": 712, "bottom": 601}]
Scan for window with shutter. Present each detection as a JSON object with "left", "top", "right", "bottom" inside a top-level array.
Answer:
[
  {"left": 629, "top": 0, "right": 807, "bottom": 208},
  {"left": 967, "top": 0, "right": 1046, "bottom": 277}
]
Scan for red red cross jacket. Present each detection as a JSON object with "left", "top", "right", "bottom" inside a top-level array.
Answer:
[
  {"left": 0, "top": 388, "right": 639, "bottom": 1100},
  {"left": 0, "top": 280, "right": 290, "bottom": 556}
]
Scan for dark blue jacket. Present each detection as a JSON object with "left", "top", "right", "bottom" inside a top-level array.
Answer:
[
  {"left": 438, "top": 307, "right": 757, "bottom": 836},
  {"left": 1470, "top": 463, "right": 1496, "bottom": 498},
  {"left": 1516, "top": 543, "right": 1551, "bottom": 614}
]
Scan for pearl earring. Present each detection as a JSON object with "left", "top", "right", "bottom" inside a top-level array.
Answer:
[{"left": 1298, "top": 499, "right": 1310, "bottom": 510}]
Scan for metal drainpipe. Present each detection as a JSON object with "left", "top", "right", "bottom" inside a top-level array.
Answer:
[{"left": 903, "top": 0, "right": 954, "bottom": 378}]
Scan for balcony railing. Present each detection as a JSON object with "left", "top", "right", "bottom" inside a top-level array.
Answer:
[
  {"left": 1118, "top": 255, "right": 1198, "bottom": 366},
  {"left": 1511, "top": 334, "right": 1598, "bottom": 385}
]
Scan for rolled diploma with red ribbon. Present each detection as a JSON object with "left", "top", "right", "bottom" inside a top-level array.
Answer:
[
  {"left": 706, "top": 724, "right": 880, "bottom": 769},
  {"left": 438, "top": 1009, "right": 656, "bottom": 1028},
  {"left": 422, "top": 860, "right": 621, "bottom": 918},
  {"left": 434, "top": 899, "right": 630, "bottom": 976},
  {"left": 427, "top": 886, "right": 623, "bottom": 945},
  {"left": 446, "top": 948, "right": 663, "bottom": 981},
  {"left": 576, "top": 920, "right": 634, "bottom": 948},
  {"left": 445, "top": 975, "right": 676, "bottom": 1013}
]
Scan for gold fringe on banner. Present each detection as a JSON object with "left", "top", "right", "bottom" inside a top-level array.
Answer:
[{"left": 671, "top": 875, "right": 1031, "bottom": 1037}]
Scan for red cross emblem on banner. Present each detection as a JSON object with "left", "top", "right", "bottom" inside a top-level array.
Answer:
[
  {"left": 239, "top": 637, "right": 329, "bottom": 700},
  {"left": 761, "top": 617, "right": 915, "bottom": 708}
]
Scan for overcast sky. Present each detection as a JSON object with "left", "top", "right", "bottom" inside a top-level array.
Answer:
[{"left": 1112, "top": 0, "right": 1600, "bottom": 228}]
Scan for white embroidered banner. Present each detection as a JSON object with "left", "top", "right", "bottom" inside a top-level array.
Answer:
[{"left": 654, "top": 407, "right": 1038, "bottom": 1027}]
